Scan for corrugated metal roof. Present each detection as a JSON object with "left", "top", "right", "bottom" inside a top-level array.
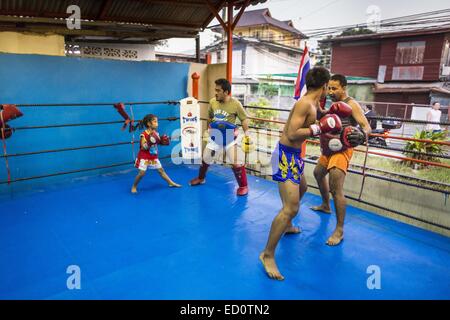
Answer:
[
  {"left": 0, "top": 0, "right": 267, "bottom": 41},
  {"left": 374, "top": 82, "right": 450, "bottom": 95}
]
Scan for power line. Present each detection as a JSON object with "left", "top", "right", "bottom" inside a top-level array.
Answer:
[
  {"left": 302, "top": 8, "right": 450, "bottom": 38},
  {"left": 300, "top": 0, "right": 342, "bottom": 20},
  {"left": 203, "top": 8, "right": 450, "bottom": 52},
  {"left": 300, "top": 8, "right": 450, "bottom": 33}
]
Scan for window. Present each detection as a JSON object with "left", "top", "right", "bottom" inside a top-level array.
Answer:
[
  {"left": 217, "top": 50, "right": 221, "bottom": 62},
  {"left": 443, "top": 40, "right": 450, "bottom": 66},
  {"left": 395, "top": 41, "right": 426, "bottom": 65},
  {"left": 392, "top": 66, "right": 424, "bottom": 80}
]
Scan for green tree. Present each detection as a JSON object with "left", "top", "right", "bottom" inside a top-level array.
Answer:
[
  {"left": 403, "top": 130, "right": 448, "bottom": 168},
  {"left": 258, "top": 76, "right": 279, "bottom": 97},
  {"left": 247, "top": 98, "right": 279, "bottom": 130},
  {"left": 340, "top": 27, "right": 375, "bottom": 36}
]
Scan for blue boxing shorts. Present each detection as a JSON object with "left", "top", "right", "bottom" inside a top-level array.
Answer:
[{"left": 271, "top": 142, "right": 305, "bottom": 185}]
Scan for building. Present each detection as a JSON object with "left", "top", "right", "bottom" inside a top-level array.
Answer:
[
  {"left": 322, "top": 26, "right": 450, "bottom": 117},
  {"left": 154, "top": 51, "right": 206, "bottom": 63},
  {"left": 204, "top": 36, "right": 305, "bottom": 76},
  {"left": 206, "top": 8, "right": 308, "bottom": 78},
  {"left": 217, "top": 8, "right": 306, "bottom": 48}
]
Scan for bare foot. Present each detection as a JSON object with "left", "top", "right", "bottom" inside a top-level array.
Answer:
[
  {"left": 259, "top": 252, "right": 284, "bottom": 281},
  {"left": 326, "top": 228, "right": 344, "bottom": 246},
  {"left": 169, "top": 182, "right": 182, "bottom": 188},
  {"left": 285, "top": 225, "right": 302, "bottom": 235},
  {"left": 310, "top": 204, "right": 332, "bottom": 214},
  {"left": 131, "top": 187, "right": 138, "bottom": 194}
]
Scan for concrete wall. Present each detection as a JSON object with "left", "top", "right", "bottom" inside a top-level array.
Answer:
[
  {"left": 305, "top": 165, "right": 449, "bottom": 237},
  {"left": 69, "top": 42, "right": 156, "bottom": 61},
  {"left": 187, "top": 62, "right": 226, "bottom": 132},
  {"left": 0, "top": 32, "right": 65, "bottom": 56},
  {"left": 252, "top": 157, "right": 450, "bottom": 237},
  {"left": 248, "top": 153, "right": 450, "bottom": 236},
  {"left": 0, "top": 53, "right": 189, "bottom": 196}
]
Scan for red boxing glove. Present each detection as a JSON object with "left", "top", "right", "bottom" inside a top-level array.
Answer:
[
  {"left": 310, "top": 114, "right": 342, "bottom": 136},
  {"left": 113, "top": 103, "right": 131, "bottom": 131},
  {"left": 329, "top": 102, "right": 353, "bottom": 118},
  {"left": 160, "top": 134, "right": 170, "bottom": 146},
  {"left": 0, "top": 104, "right": 23, "bottom": 123}
]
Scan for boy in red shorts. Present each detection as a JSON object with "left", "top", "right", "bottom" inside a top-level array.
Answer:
[{"left": 131, "top": 114, "right": 181, "bottom": 193}]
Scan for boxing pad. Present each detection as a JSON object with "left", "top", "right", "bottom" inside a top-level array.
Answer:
[
  {"left": 149, "top": 131, "right": 161, "bottom": 145},
  {"left": 342, "top": 126, "right": 365, "bottom": 148},
  {"left": 328, "top": 102, "right": 353, "bottom": 118},
  {"left": 327, "top": 134, "right": 344, "bottom": 152},
  {"left": 209, "top": 120, "right": 238, "bottom": 146},
  {"left": 0, "top": 104, "right": 23, "bottom": 123}
]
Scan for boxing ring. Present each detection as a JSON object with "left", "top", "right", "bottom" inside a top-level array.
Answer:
[
  {"left": 1, "top": 60, "right": 449, "bottom": 299},
  {"left": 1, "top": 100, "right": 450, "bottom": 299},
  {"left": 1, "top": 162, "right": 449, "bottom": 299}
]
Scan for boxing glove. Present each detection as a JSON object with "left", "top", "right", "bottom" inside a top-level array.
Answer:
[
  {"left": 310, "top": 114, "right": 342, "bottom": 136},
  {"left": 0, "top": 104, "right": 23, "bottom": 123},
  {"left": 240, "top": 135, "right": 254, "bottom": 154},
  {"left": 328, "top": 102, "right": 353, "bottom": 118},
  {"left": 160, "top": 134, "right": 170, "bottom": 146}
]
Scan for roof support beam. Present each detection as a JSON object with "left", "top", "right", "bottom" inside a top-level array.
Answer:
[
  {"left": 232, "top": 0, "right": 250, "bottom": 30},
  {"left": 204, "top": 0, "right": 227, "bottom": 30}
]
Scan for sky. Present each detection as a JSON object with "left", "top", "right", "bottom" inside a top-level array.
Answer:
[{"left": 156, "top": 0, "right": 450, "bottom": 54}]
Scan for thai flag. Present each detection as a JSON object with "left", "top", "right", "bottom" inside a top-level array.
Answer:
[{"left": 294, "top": 45, "right": 311, "bottom": 100}]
